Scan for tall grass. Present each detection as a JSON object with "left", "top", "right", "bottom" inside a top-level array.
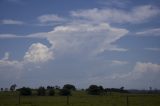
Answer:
[{"left": 0, "top": 91, "right": 160, "bottom": 106}]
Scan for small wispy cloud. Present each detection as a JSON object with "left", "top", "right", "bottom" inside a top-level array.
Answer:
[
  {"left": 71, "top": 5, "right": 159, "bottom": 24},
  {"left": 7, "top": 0, "right": 20, "bottom": 2},
  {"left": 136, "top": 28, "right": 160, "bottom": 36},
  {"left": 6, "top": 0, "right": 24, "bottom": 4},
  {"left": 1, "top": 19, "right": 24, "bottom": 25},
  {"left": 111, "top": 60, "right": 128, "bottom": 66},
  {"left": 145, "top": 48, "right": 160, "bottom": 51},
  {"left": 38, "top": 14, "right": 66, "bottom": 23},
  {"left": 1, "top": 52, "right": 10, "bottom": 61},
  {"left": 98, "top": 0, "right": 130, "bottom": 8},
  {"left": 0, "top": 33, "right": 46, "bottom": 39},
  {"left": 0, "top": 34, "right": 23, "bottom": 39},
  {"left": 107, "top": 46, "right": 128, "bottom": 52}
]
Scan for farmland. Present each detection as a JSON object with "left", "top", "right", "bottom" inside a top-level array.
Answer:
[{"left": 0, "top": 91, "right": 160, "bottom": 106}]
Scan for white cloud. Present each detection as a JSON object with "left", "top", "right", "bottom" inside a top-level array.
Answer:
[
  {"left": 0, "top": 52, "right": 23, "bottom": 69},
  {"left": 106, "top": 45, "right": 128, "bottom": 52},
  {"left": 1, "top": 19, "right": 24, "bottom": 25},
  {"left": 98, "top": 0, "right": 130, "bottom": 8},
  {"left": 7, "top": 0, "right": 21, "bottom": 3},
  {"left": 47, "top": 22, "right": 128, "bottom": 55},
  {"left": 0, "top": 43, "right": 54, "bottom": 86},
  {"left": 38, "top": 14, "right": 65, "bottom": 23},
  {"left": 0, "top": 6, "right": 137, "bottom": 68},
  {"left": 87, "top": 62, "right": 160, "bottom": 88},
  {"left": 0, "top": 34, "right": 17, "bottom": 38},
  {"left": 145, "top": 48, "right": 160, "bottom": 51},
  {"left": 71, "top": 5, "right": 159, "bottom": 24},
  {"left": 24, "top": 43, "right": 54, "bottom": 63},
  {"left": 0, "top": 52, "right": 25, "bottom": 84},
  {"left": 0, "top": 22, "right": 128, "bottom": 55},
  {"left": 2, "top": 52, "right": 10, "bottom": 61},
  {"left": 0, "top": 43, "right": 54, "bottom": 82},
  {"left": 1, "top": 43, "right": 54, "bottom": 68},
  {"left": 27, "top": 32, "right": 47, "bottom": 38},
  {"left": 136, "top": 28, "right": 160, "bottom": 36},
  {"left": 111, "top": 62, "right": 160, "bottom": 80},
  {"left": 0, "top": 33, "right": 48, "bottom": 39},
  {"left": 134, "top": 62, "right": 160, "bottom": 73},
  {"left": 0, "top": 34, "right": 24, "bottom": 39},
  {"left": 111, "top": 60, "right": 128, "bottom": 66},
  {"left": 0, "top": 59, "right": 22, "bottom": 69}
]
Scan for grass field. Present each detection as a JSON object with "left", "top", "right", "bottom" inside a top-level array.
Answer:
[{"left": 0, "top": 91, "right": 160, "bottom": 106}]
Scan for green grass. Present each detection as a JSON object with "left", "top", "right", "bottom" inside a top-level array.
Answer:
[{"left": 0, "top": 91, "right": 160, "bottom": 106}]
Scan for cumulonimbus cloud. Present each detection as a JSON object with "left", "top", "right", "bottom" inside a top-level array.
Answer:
[
  {"left": 46, "top": 22, "right": 128, "bottom": 55},
  {"left": 1, "top": 4, "right": 159, "bottom": 66},
  {"left": 0, "top": 22, "right": 128, "bottom": 71}
]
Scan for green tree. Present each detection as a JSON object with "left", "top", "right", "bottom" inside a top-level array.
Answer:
[
  {"left": 55, "top": 85, "right": 60, "bottom": 90},
  {"left": 63, "top": 84, "right": 76, "bottom": 91},
  {"left": 10, "top": 84, "right": 17, "bottom": 91},
  {"left": 59, "top": 88, "right": 71, "bottom": 96},
  {"left": 48, "top": 89, "right": 55, "bottom": 96},
  {"left": 87, "top": 85, "right": 103, "bottom": 95},
  {"left": 47, "top": 86, "right": 54, "bottom": 90},
  {"left": 19, "top": 87, "right": 32, "bottom": 96},
  {"left": 37, "top": 87, "right": 46, "bottom": 96}
]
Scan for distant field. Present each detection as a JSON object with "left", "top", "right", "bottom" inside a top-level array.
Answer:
[{"left": 0, "top": 91, "right": 160, "bottom": 106}]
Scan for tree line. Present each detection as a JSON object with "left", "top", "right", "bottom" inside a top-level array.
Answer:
[
  {"left": 16, "top": 84, "right": 76, "bottom": 96},
  {"left": 0, "top": 84, "right": 129, "bottom": 96}
]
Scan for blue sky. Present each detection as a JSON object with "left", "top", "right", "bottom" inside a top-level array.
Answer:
[{"left": 0, "top": 0, "right": 160, "bottom": 89}]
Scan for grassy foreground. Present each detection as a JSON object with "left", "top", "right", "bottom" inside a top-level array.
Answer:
[{"left": 0, "top": 91, "right": 160, "bottom": 106}]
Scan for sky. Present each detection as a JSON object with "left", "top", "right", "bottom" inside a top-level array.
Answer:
[{"left": 0, "top": 0, "right": 160, "bottom": 89}]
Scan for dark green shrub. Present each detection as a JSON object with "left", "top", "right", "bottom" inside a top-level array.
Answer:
[
  {"left": 63, "top": 84, "right": 76, "bottom": 91},
  {"left": 87, "top": 85, "right": 103, "bottom": 95},
  {"left": 59, "top": 88, "right": 71, "bottom": 96},
  {"left": 19, "top": 87, "right": 32, "bottom": 96},
  {"left": 37, "top": 87, "right": 46, "bottom": 96},
  {"left": 48, "top": 89, "right": 55, "bottom": 96}
]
